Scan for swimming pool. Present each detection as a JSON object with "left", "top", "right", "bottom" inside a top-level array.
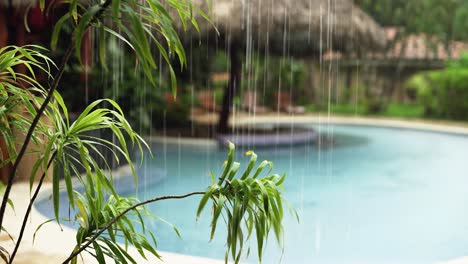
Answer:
[{"left": 37, "top": 124, "right": 468, "bottom": 264}]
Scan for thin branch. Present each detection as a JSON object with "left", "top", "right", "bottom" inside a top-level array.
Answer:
[
  {"left": 8, "top": 152, "right": 57, "bottom": 264},
  {"left": 61, "top": 191, "right": 205, "bottom": 264}
]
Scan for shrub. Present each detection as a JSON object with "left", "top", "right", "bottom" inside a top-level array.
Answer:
[
  {"left": 383, "top": 103, "right": 424, "bottom": 118},
  {"left": 407, "top": 68, "right": 468, "bottom": 120}
]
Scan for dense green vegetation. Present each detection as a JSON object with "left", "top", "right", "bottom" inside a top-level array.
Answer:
[
  {"left": 406, "top": 54, "right": 468, "bottom": 120},
  {"left": 355, "top": 0, "right": 468, "bottom": 42},
  {"left": 305, "top": 103, "right": 424, "bottom": 119}
]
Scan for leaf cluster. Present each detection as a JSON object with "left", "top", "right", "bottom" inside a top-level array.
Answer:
[
  {"left": 41, "top": 95, "right": 157, "bottom": 263},
  {"left": 71, "top": 192, "right": 162, "bottom": 264},
  {"left": 0, "top": 45, "right": 55, "bottom": 170},
  {"left": 197, "top": 142, "right": 288, "bottom": 264},
  {"left": 0, "top": 45, "right": 156, "bottom": 263},
  {"left": 50, "top": 0, "right": 209, "bottom": 97}
]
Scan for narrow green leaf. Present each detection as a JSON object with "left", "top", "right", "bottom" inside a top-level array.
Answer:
[
  {"left": 93, "top": 242, "right": 105, "bottom": 264},
  {"left": 227, "top": 162, "right": 240, "bottom": 181},
  {"left": 252, "top": 160, "right": 272, "bottom": 179},
  {"left": 196, "top": 186, "right": 215, "bottom": 219},
  {"left": 218, "top": 141, "right": 235, "bottom": 185},
  {"left": 169, "top": 65, "right": 177, "bottom": 99},
  {"left": 241, "top": 151, "right": 257, "bottom": 180},
  {"left": 33, "top": 219, "right": 56, "bottom": 243},
  {"left": 74, "top": 5, "right": 100, "bottom": 64},
  {"left": 52, "top": 162, "right": 60, "bottom": 224},
  {"left": 6, "top": 198, "right": 14, "bottom": 212},
  {"left": 51, "top": 14, "right": 71, "bottom": 50},
  {"left": 98, "top": 25, "right": 108, "bottom": 71}
]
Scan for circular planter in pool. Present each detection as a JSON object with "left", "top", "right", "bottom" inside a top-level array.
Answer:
[{"left": 216, "top": 126, "right": 317, "bottom": 147}]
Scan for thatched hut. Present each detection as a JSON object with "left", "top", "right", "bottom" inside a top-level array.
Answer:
[
  {"left": 174, "top": 0, "right": 387, "bottom": 133},
  {"left": 178, "top": 0, "right": 386, "bottom": 55}
]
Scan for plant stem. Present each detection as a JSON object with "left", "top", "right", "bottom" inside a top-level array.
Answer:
[
  {"left": 8, "top": 152, "right": 57, "bottom": 264},
  {"left": 0, "top": 0, "right": 113, "bottom": 234},
  {"left": 61, "top": 191, "right": 205, "bottom": 264},
  {"left": 0, "top": 43, "right": 74, "bottom": 232}
]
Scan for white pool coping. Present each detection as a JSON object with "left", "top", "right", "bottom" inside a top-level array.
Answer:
[
  {"left": 191, "top": 113, "right": 468, "bottom": 136},
  {"left": 3, "top": 114, "right": 468, "bottom": 264}
]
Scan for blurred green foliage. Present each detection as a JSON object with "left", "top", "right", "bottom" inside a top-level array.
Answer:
[
  {"left": 355, "top": 0, "right": 468, "bottom": 42},
  {"left": 242, "top": 56, "right": 306, "bottom": 108},
  {"left": 406, "top": 53, "right": 468, "bottom": 120},
  {"left": 97, "top": 40, "right": 191, "bottom": 132},
  {"left": 305, "top": 102, "right": 424, "bottom": 118},
  {"left": 382, "top": 103, "right": 425, "bottom": 118},
  {"left": 211, "top": 51, "right": 229, "bottom": 73}
]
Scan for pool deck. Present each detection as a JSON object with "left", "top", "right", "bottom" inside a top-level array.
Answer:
[
  {"left": 191, "top": 113, "right": 468, "bottom": 136},
  {"left": 3, "top": 114, "right": 468, "bottom": 264}
]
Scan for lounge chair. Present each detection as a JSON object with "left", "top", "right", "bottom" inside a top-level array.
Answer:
[
  {"left": 275, "top": 91, "right": 306, "bottom": 114},
  {"left": 242, "top": 91, "right": 269, "bottom": 114}
]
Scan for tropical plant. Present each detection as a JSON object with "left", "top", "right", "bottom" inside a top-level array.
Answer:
[{"left": 0, "top": 1, "right": 290, "bottom": 264}]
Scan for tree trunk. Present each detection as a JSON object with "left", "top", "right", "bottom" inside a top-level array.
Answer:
[
  {"left": 303, "top": 59, "right": 317, "bottom": 105},
  {"left": 217, "top": 44, "right": 241, "bottom": 134}
]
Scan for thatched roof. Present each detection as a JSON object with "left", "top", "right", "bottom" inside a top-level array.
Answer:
[
  {"left": 176, "top": 0, "right": 386, "bottom": 55},
  {"left": 378, "top": 28, "right": 468, "bottom": 60},
  {"left": 324, "top": 27, "right": 468, "bottom": 62}
]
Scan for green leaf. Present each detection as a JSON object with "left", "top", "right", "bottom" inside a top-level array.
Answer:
[
  {"left": 201, "top": 143, "right": 288, "bottom": 263},
  {"left": 218, "top": 141, "right": 235, "bottom": 185},
  {"left": 39, "top": 0, "right": 45, "bottom": 9},
  {"left": 103, "top": 240, "right": 131, "bottom": 264},
  {"left": 33, "top": 219, "right": 56, "bottom": 244},
  {"left": 51, "top": 14, "right": 71, "bottom": 51},
  {"left": 227, "top": 162, "right": 240, "bottom": 181},
  {"left": 210, "top": 195, "right": 226, "bottom": 240},
  {"left": 241, "top": 151, "right": 257, "bottom": 179},
  {"left": 103, "top": 28, "right": 135, "bottom": 51},
  {"left": 196, "top": 185, "right": 216, "bottom": 219},
  {"left": 52, "top": 162, "right": 60, "bottom": 224},
  {"left": 74, "top": 5, "right": 100, "bottom": 64},
  {"left": 169, "top": 65, "right": 178, "bottom": 99},
  {"left": 6, "top": 198, "right": 14, "bottom": 213},
  {"left": 93, "top": 241, "right": 105, "bottom": 264},
  {"left": 111, "top": 0, "right": 121, "bottom": 23},
  {"left": 156, "top": 216, "right": 182, "bottom": 239},
  {"left": 98, "top": 25, "right": 108, "bottom": 71},
  {"left": 252, "top": 160, "right": 273, "bottom": 179}
]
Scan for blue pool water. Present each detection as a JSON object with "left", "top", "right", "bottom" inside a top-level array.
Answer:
[{"left": 37, "top": 125, "right": 468, "bottom": 264}]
